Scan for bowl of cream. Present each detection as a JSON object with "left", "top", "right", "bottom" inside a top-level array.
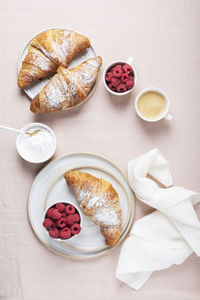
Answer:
[{"left": 16, "top": 122, "right": 56, "bottom": 163}]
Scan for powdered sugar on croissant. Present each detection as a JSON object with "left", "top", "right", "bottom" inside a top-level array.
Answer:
[
  {"left": 31, "top": 30, "right": 90, "bottom": 68},
  {"left": 30, "top": 56, "right": 102, "bottom": 113},
  {"left": 17, "top": 29, "right": 90, "bottom": 88},
  {"left": 64, "top": 170, "right": 122, "bottom": 247}
]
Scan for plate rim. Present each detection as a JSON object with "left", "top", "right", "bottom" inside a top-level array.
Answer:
[
  {"left": 27, "top": 152, "right": 135, "bottom": 260},
  {"left": 17, "top": 27, "right": 98, "bottom": 109}
]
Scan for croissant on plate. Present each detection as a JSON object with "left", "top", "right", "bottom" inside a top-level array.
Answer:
[
  {"left": 64, "top": 170, "right": 122, "bottom": 247},
  {"left": 17, "top": 29, "right": 90, "bottom": 88},
  {"left": 30, "top": 56, "right": 102, "bottom": 113}
]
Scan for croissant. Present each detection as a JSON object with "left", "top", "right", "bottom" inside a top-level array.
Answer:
[
  {"left": 18, "top": 29, "right": 90, "bottom": 88},
  {"left": 64, "top": 170, "right": 122, "bottom": 247},
  {"left": 30, "top": 56, "right": 102, "bottom": 113}
]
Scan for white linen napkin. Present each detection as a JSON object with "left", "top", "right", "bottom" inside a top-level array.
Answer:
[{"left": 116, "top": 148, "right": 200, "bottom": 290}]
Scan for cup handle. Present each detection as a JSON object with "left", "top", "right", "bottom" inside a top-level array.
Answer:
[
  {"left": 127, "top": 56, "right": 134, "bottom": 65},
  {"left": 165, "top": 113, "right": 173, "bottom": 121}
]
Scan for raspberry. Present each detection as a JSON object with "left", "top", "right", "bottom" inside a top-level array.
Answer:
[
  {"left": 126, "top": 80, "right": 134, "bottom": 90},
  {"left": 49, "top": 228, "right": 59, "bottom": 238},
  {"left": 113, "top": 67, "right": 122, "bottom": 78},
  {"left": 105, "top": 72, "right": 112, "bottom": 82},
  {"left": 51, "top": 209, "right": 62, "bottom": 220},
  {"left": 73, "top": 213, "right": 80, "bottom": 223},
  {"left": 65, "top": 205, "right": 75, "bottom": 215},
  {"left": 116, "top": 84, "right": 127, "bottom": 93},
  {"left": 70, "top": 223, "right": 81, "bottom": 235},
  {"left": 55, "top": 202, "right": 65, "bottom": 212},
  {"left": 111, "top": 77, "right": 121, "bottom": 87},
  {"left": 121, "top": 73, "right": 129, "bottom": 83},
  {"left": 115, "top": 64, "right": 123, "bottom": 70},
  {"left": 123, "top": 64, "right": 133, "bottom": 74},
  {"left": 108, "top": 83, "right": 116, "bottom": 91},
  {"left": 56, "top": 218, "right": 67, "bottom": 228},
  {"left": 110, "top": 67, "right": 115, "bottom": 73},
  {"left": 59, "top": 227, "right": 71, "bottom": 239},
  {"left": 46, "top": 207, "right": 54, "bottom": 218},
  {"left": 43, "top": 218, "right": 53, "bottom": 229},
  {"left": 51, "top": 220, "right": 57, "bottom": 228},
  {"left": 65, "top": 214, "right": 75, "bottom": 225},
  {"left": 62, "top": 212, "right": 67, "bottom": 218}
]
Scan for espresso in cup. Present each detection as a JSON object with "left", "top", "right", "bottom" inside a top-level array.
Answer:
[{"left": 135, "top": 88, "right": 172, "bottom": 122}]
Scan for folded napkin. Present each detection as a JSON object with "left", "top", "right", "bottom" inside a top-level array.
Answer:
[{"left": 116, "top": 149, "right": 200, "bottom": 290}]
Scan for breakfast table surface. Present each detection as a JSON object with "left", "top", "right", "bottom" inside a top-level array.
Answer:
[{"left": 0, "top": 0, "right": 200, "bottom": 299}]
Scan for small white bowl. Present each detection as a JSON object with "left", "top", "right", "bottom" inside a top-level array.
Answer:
[
  {"left": 43, "top": 201, "right": 83, "bottom": 241},
  {"left": 103, "top": 56, "right": 137, "bottom": 96},
  {"left": 16, "top": 122, "right": 56, "bottom": 163}
]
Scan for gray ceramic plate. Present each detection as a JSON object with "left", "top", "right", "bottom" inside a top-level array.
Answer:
[{"left": 28, "top": 152, "right": 135, "bottom": 259}]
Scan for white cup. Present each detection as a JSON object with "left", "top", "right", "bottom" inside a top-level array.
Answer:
[
  {"left": 103, "top": 56, "right": 137, "bottom": 96},
  {"left": 135, "top": 87, "right": 173, "bottom": 122}
]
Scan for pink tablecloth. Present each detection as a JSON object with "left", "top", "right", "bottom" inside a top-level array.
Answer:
[{"left": 0, "top": 0, "right": 200, "bottom": 299}]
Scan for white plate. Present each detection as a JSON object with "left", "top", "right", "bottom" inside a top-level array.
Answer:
[
  {"left": 28, "top": 153, "right": 135, "bottom": 259},
  {"left": 18, "top": 27, "right": 97, "bottom": 108}
]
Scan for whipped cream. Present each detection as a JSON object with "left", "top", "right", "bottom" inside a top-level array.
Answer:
[{"left": 17, "top": 125, "right": 56, "bottom": 163}]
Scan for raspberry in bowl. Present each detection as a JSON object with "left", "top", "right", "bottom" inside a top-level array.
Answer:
[
  {"left": 43, "top": 202, "right": 82, "bottom": 241},
  {"left": 103, "top": 57, "right": 137, "bottom": 96}
]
